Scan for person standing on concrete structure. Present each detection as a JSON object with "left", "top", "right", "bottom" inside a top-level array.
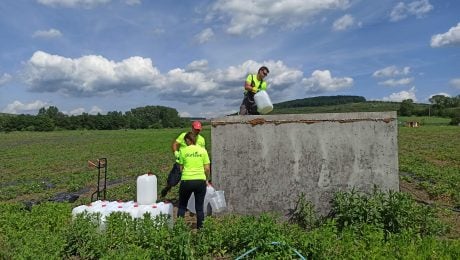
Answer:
[
  {"left": 160, "top": 120, "right": 206, "bottom": 197},
  {"left": 176, "top": 132, "right": 211, "bottom": 229},
  {"left": 239, "top": 66, "right": 270, "bottom": 115}
]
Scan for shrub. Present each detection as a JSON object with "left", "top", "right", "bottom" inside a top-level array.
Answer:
[{"left": 330, "top": 189, "right": 448, "bottom": 236}]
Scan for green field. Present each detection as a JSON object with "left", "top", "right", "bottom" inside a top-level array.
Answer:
[{"left": 1, "top": 123, "right": 459, "bottom": 259}]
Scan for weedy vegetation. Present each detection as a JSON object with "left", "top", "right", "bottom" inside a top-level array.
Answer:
[{"left": 1, "top": 120, "right": 459, "bottom": 259}]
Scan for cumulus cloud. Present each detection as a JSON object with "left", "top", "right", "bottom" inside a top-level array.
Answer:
[
  {"left": 378, "top": 77, "right": 414, "bottom": 87},
  {"left": 21, "top": 51, "right": 354, "bottom": 106},
  {"left": 390, "top": 0, "right": 433, "bottom": 22},
  {"left": 430, "top": 23, "right": 460, "bottom": 48},
  {"left": 186, "top": 60, "right": 209, "bottom": 72},
  {"left": 37, "top": 0, "right": 111, "bottom": 8},
  {"left": 2, "top": 100, "right": 49, "bottom": 114},
  {"left": 23, "top": 51, "right": 162, "bottom": 96},
  {"left": 125, "top": 0, "right": 141, "bottom": 5},
  {"left": 449, "top": 78, "right": 460, "bottom": 89},
  {"left": 373, "top": 66, "right": 411, "bottom": 78},
  {"left": 0, "top": 73, "right": 12, "bottom": 85},
  {"left": 89, "top": 106, "right": 103, "bottom": 114},
  {"left": 210, "top": 0, "right": 350, "bottom": 36},
  {"left": 195, "top": 28, "right": 214, "bottom": 44},
  {"left": 303, "top": 70, "right": 353, "bottom": 93},
  {"left": 65, "top": 105, "right": 102, "bottom": 115},
  {"left": 68, "top": 107, "right": 85, "bottom": 115},
  {"left": 332, "top": 14, "right": 356, "bottom": 31},
  {"left": 382, "top": 87, "right": 417, "bottom": 102},
  {"left": 32, "top": 28, "right": 62, "bottom": 38}
]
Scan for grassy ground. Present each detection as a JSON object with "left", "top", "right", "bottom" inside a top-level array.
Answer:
[
  {"left": 0, "top": 127, "right": 211, "bottom": 202},
  {"left": 1, "top": 122, "right": 459, "bottom": 258},
  {"left": 398, "top": 125, "right": 460, "bottom": 206}
]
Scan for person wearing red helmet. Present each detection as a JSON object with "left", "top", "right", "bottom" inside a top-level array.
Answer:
[{"left": 160, "top": 120, "right": 206, "bottom": 197}]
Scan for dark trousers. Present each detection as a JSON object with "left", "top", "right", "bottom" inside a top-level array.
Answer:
[
  {"left": 177, "top": 180, "right": 206, "bottom": 228},
  {"left": 239, "top": 94, "right": 259, "bottom": 115}
]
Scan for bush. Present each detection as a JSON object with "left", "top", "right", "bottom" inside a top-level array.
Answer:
[{"left": 330, "top": 189, "right": 447, "bottom": 236}]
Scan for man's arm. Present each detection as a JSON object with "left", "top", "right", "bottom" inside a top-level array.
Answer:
[
  {"left": 172, "top": 139, "right": 180, "bottom": 153},
  {"left": 172, "top": 139, "right": 180, "bottom": 160},
  {"left": 244, "top": 81, "right": 255, "bottom": 93}
]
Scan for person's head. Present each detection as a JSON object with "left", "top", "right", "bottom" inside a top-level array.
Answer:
[
  {"left": 258, "top": 66, "right": 269, "bottom": 79},
  {"left": 191, "top": 120, "right": 202, "bottom": 134},
  {"left": 184, "top": 131, "right": 197, "bottom": 145}
]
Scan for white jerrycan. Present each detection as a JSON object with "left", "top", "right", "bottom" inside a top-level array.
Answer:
[{"left": 137, "top": 173, "right": 157, "bottom": 205}]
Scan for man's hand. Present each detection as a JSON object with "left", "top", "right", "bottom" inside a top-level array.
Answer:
[{"left": 251, "top": 87, "right": 257, "bottom": 93}]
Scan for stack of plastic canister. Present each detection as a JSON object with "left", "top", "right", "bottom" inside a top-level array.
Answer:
[
  {"left": 71, "top": 173, "right": 174, "bottom": 227},
  {"left": 71, "top": 200, "right": 174, "bottom": 228}
]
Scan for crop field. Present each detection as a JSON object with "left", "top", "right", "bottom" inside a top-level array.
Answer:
[{"left": 0, "top": 122, "right": 459, "bottom": 259}]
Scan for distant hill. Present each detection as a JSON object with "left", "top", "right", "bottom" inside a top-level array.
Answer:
[
  {"left": 269, "top": 95, "right": 429, "bottom": 115},
  {"left": 274, "top": 95, "right": 366, "bottom": 109}
]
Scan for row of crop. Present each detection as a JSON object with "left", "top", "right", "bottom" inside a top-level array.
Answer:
[
  {"left": 399, "top": 126, "right": 460, "bottom": 206},
  {"left": 1, "top": 190, "right": 458, "bottom": 259}
]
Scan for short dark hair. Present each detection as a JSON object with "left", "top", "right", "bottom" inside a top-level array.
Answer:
[
  {"left": 184, "top": 131, "right": 197, "bottom": 145},
  {"left": 259, "top": 66, "right": 269, "bottom": 74}
]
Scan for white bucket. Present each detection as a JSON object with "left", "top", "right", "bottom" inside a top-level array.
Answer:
[
  {"left": 137, "top": 173, "right": 157, "bottom": 205},
  {"left": 209, "top": 191, "right": 227, "bottom": 213},
  {"left": 254, "top": 90, "right": 273, "bottom": 114},
  {"left": 187, "top": 185, "right": 215, "bottom": 215}
]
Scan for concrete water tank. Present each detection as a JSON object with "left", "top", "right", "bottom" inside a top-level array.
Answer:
[{"left": 211, "top": 112, "right": 399, "bottom": 216}]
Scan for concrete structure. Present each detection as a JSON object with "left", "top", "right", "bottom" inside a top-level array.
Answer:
[{"left": 211, "top": 112, "right": 399, "bottom": 216}]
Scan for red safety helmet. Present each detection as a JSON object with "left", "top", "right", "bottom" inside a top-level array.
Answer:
[{"left": 192, "top": 121, "right": 202, "bottom": 130}]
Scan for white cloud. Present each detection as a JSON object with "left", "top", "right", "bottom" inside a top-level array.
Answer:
[
  {"left": 186, "top": 60, "right": 209, "bottom": 72},
  {"left": 373, "top": 65, "right": 411, "bottom": 78},
  {"left": 0, "top": 73, "right": 12, "bottom": 85},
  {"left": 378, "top": 77, "right": 414, "bottom": 87},
  {"left": 382, "top": 87, "right": 417, "bottom": 102},
  {"left": 65, "top": 106, "right": 104, "bottom": 115},
  {"left": 449, "top": 78, "right": 460, "bottom": 89},
  {"left": 32, "top": 28, "right": 62, "bottom": 38},
  {"left": 22, "top": 52, "right": 354, "bottom": 106},
  {"left": 37, "top": 0, "right": 111, "bottom": 8},
  {"left": 23, "top": 51, "right": 162, "bottom": 96},
  {"left": 89, "top": 106, "right": 103, "bottom": 114},
  {"left": 195, "top": 28, "right": 214, "bottom": 44},
  {"left": 2, "top": 100, "right": 49, "bottom": 114},
  {"left": 430, "top": 23, "right": 460, "bottom": 48},
  {"left": 125, "top": 0, "right": 141, "bottom": 5},
  {"left": 332, "top": 14, "right": 355, "bottom": 31},
  {"left": 390, "top": 0, "right": 433, "bottom": 22},
  {"left": 303, "top": 70, "right": 353, "bottom": 93},
  {"left": 210, "top": 0, "right": 350, "bottom": 36},
  {"left": 68, "top": 107, "right": 85, "bottom": 115},
  {"left": 179, "top": 111, "right": 192, "bottom": 117}
]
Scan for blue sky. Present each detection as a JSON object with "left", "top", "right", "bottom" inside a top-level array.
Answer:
[{"left": 0, "top": 0, "right": 459, "bottom": 118}]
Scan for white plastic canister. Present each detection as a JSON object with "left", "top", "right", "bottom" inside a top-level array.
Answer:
[
  {"left": 137, "top": 173, "right": 157, "bottom": 205},
  {"left": 254, "top": 90, "right": 273, "bottom": 114}
]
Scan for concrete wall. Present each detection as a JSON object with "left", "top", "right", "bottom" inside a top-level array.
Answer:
[{"left": 211, "top": 112, "right": 399, "bottom": 216}]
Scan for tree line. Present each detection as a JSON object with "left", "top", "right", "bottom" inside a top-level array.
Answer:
[
  {"left": 1, "top": 95, "right": 459, "bottom": 132},
  {"left": 399, "top": 94, "right": 460, "bottom": 125},
  {"left": 0, "top": 105, "right": 190, "bottom": 132}
]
